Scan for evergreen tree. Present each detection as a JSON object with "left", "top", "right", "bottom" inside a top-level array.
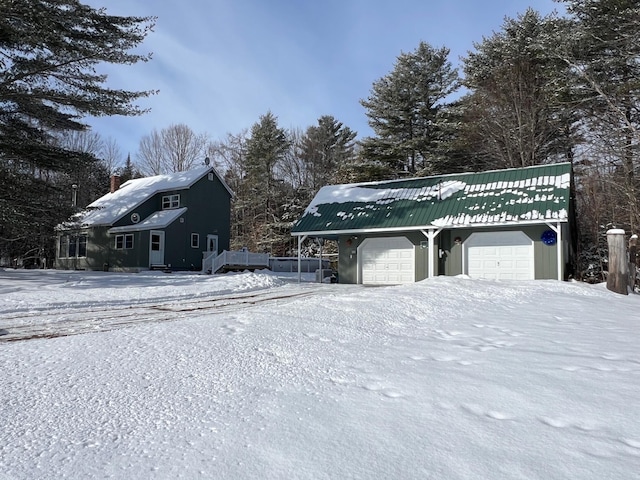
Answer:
[
  {"left": 460, "top": 9, "right": 578, "bottom": 170},
  {"left": 118, "top": 154, "right": 143, "bottom": 184},
  {"left": 360, "top": 41, "right": 459, "bottom": 176},
  {"left": 300, "top": 115, "right": 357, "bottom": 190},
  {"left": 242, "top": 112, "right": 291, "bottom": 254},
  {"left": 557, "top": 0, "right": 640, "bottom": 232},
  {"left": 0, "top": 0, "right": 155, "bottom": 264}
]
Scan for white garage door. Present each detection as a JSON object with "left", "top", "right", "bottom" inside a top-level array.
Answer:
[
  {"left": 465, "top": 231, "right": 534, "bottom": 280},
  {"left": 359, "top": 237, "right": 415, "bottom": 285}
]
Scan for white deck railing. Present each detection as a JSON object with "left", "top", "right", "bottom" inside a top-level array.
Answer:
[{"left": 202, "top": 250, "right": 270, "bottom": 274}]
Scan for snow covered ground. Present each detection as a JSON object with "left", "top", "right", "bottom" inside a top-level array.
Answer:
[{"left": 1, "top": 269, "right": 639, "bottom": 479}]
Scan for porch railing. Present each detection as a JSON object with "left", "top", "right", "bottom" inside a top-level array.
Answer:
[{"left": 202, "top": 250, "right": 270, "bottom": 274}]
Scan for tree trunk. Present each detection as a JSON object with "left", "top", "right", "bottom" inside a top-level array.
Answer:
[
  {"left": 629, "top": 234, "right": 638, "bottom": 292},
  {"left": 607, "top": 229, "right": 628, "bottom": 295}
]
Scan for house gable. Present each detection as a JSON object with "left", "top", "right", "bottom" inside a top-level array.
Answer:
[{"left": 67, "top": 166, "right": 232, "bottom": 229}]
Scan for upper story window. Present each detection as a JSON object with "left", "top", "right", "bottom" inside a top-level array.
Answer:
[{"left": 162, "top": 194, "right": 180, "bottom": 210}]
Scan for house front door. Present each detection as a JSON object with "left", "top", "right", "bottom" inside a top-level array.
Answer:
[
  {"left": 150, "top": 230, "right": 165, "bottom": 266},
  {"left": 206, "top": 234, "right": 219, "bottom": 255}
]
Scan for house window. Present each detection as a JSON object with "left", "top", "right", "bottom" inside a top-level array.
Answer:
[
  {"left": 191, "top": 233, "right": 199, "bottom": 248},
  {"left": 59, "top": 236, "right": 69, "bottom": 258},
  {"left": 162, "top": 194, "right": 180, "bottom": 210},
  {"left": 69, "top": 237, "right": 77, "bottom": 257},
  {"left": 59, "top": 234, "right": 87, "bottom": 258},
  {"left": 115, "top": 234, "right": 134, "bottom": 250},
  {"left": 77, "top": 235, "right": 87, "bottom": 257}
]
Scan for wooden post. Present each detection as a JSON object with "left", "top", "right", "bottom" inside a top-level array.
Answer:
[
  {"left": 629, "top": 234, "right": 638, "bottom": 292},
  {"left": 606, "top": 229, "right": 628, "bottom": 295}
]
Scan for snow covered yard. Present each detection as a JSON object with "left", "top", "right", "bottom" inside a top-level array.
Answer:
[{"left": 1, "top": 269, "right": 639, "bottom": 479}]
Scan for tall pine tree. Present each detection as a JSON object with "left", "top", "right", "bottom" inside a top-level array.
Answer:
[
  {"left": 300, "top": 115, "right": 357, "bottom": 190},
  {"left": 360, "top": 41, "right": 459, "bottom": 177},
  {"left": 241, "top": 112, "right": 291, "bottom": 254},
  {"left": 557, "top": 0, "right": 640, "bottom": 232},
  {"left": 460, "top": 9, "right": 577, "bottom": 170},
  {"left": 0, "top": 0, "right": 155, "bottom": 264}
]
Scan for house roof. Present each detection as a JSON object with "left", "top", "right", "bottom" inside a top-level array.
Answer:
[
  {"left": 65, "top": 166, "right": 231, "bottom": 228},
  {"left": 107, "top": 207, "right": 188, "bottom": 234},
  {"left": 291, "top": 163, "right": 572, "bottom": 237}
]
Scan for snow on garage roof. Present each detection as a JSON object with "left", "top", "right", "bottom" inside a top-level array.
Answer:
[{"left": 291, "top": 163, "right": 572, "bottom": 236}]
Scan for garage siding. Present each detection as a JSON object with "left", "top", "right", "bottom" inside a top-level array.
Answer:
[
  {"left": 337, "top": 225, "right": 563, "bottom": 284},
  {"left": 440, "top": 225, "right": 560, "bottom": 280},
  {"left": 338, "top": 232, "right": 437, "bottom": 284}
]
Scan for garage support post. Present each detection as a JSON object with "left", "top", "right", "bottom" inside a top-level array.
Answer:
[
  {"left": 546, "top": 222, "right": 563, "bottom": 281},
  {"left": 297, "top": 235, "right": 307, "bottom": 283},
  {"left": 421, "top": 228, "right": 442, "bottom": 278}
]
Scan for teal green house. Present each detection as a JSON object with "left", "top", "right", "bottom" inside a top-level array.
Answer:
[
  {"left": 291, "top": 163, "right": 576, "bottom": 284},
  {"left": 56, "top": 165, "right": 232, "bottom": 271}
]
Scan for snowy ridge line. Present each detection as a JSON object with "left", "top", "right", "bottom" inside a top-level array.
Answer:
[{"left": 0, "top": 289, "right": 316, "bottom": 343}]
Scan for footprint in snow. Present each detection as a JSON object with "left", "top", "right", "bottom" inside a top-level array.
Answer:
[
  {"left": 461, "top": 404, "right": 512, "bottom": 421},
  {"left": 382, "top": 390, "right": 404, "bottom": 399},
  {"left": 222, "top": 324, "right": 244, "bottom": 335},
  {"left": 622, "top": 438, "right": 640, "bottom": 450},
  {"left": 601, "top": 353, "right": 622, "bottom": 361},
  {"left": 538, "top": 416, "right": 601, "bottom": 432},
  {"left": 361, "top": 382, "right": 405, "bottom": 399},
  {"left": 362, "top": 382, "right": 384, "bottom": 392},
  {"left": 474, "top": 339, "right": 514, "bottom": 352},
  {"left": 582, "top": 438, "right": 640, "bottom": 459},
  {"left": 457, "top": 360, "right": 476, "bottom": 366},
  {"left": 430, "top": 354, "right": 459, "bottom": 362},
  {"left": 538, "top": 416, "right": 571, "bottom": 428},
  {"left": 305, "top": 332, "right": 332, "bottom": 342},
  {"left": 561, "top": 365, "right": 582, "bottom": 372},
  {"left": 486, "top": 411, "right": 513, "bottom": 420}
]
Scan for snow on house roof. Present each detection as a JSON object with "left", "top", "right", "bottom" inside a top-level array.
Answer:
[
  {"left": 68, "top": 166, "right": 225, "bottom": 228},
  {"left": 291, "top": 163, "right": 573, "bottom": 236}
]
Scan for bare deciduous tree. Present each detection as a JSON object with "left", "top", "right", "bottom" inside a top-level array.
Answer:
[
  {"left": 136, "top": 124, "right": 209, "bottom": 175},
  {"left": 57, "top": 130, "right": 103, "bottom": 157},
  {"left": 101, "top": 137, "right": 124, "bottom": 175}
]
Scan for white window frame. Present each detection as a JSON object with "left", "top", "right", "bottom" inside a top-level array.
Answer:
[
  {"left": 115, "top": 234, "right": 134, "bottom": 250},
  {"left": 191, "top": 233, "right": 200, "bottom": 248},
  {"left": 162, "top": 194, "right": 180, "bottom": 210}
]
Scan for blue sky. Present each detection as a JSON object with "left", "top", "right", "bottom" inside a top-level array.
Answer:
[{"left": 85, "top": 0, "right": 564, "bottom": 163}]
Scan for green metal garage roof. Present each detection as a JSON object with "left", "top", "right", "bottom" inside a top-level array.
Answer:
[{"left": 291, "top": 162, "right": 572, "bottom": 236}]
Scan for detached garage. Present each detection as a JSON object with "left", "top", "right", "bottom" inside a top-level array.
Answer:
[{"left": 291, "top": 163, "right": 575, "bottom": 285}]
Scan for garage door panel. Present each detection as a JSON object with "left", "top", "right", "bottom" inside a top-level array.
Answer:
[
  {"left": 466, "top": 232, "right": 534, "bottom": 280},
  {"left": 359, "top": 237, "right": 415, "bottom": 285}
]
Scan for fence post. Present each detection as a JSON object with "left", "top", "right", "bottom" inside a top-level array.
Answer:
[
  {"left": 606, "top": 229, "right": 628, "bottom": 295},
  {"left": 630, "top": 234, "right": 638, "bottom": 292}
]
